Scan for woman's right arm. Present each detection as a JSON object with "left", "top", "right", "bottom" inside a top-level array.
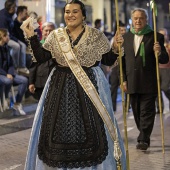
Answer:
[
  {"left": 20, "top": 18, "right": 52, "bottom": 63},
  {"left": 28, "top": 35, "right": 52, "bottom": 63}
]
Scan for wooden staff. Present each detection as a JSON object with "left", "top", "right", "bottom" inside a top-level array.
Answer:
[
  {"left": 150, "top": 0, "right": 165, "bottom": 154},
  {"left": 114, "top": 0, "right": 130, "bottom": 169}
]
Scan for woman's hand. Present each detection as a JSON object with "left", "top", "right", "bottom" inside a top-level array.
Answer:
[{"left": 20, "top": 17, "right": 35, "bottom": 38}]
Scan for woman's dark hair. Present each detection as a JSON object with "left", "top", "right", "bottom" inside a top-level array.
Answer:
[{"left": 63, "top": 0, "right": 86, "bottom": 20}]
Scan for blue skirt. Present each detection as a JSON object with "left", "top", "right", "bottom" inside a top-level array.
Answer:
[{"left": 24, "top": 66, "right": 126, "bottom": 170}]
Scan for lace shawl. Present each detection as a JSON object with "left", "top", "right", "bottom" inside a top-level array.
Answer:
[{"left": 43, "top": 26, "right": 110, "bottom": 67}]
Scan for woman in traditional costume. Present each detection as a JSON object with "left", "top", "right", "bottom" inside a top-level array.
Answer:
[{"left": 22, "top": 0, "right": 126, "bottom": 170}]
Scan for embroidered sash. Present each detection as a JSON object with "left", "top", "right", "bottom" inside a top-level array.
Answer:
[{"left": 54, "top": 28, "right": 122, "bottom": 169}]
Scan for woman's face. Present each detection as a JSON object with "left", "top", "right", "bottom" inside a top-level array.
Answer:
[{"left": 64, "top": 3, "right": 84, "bottom": 29}]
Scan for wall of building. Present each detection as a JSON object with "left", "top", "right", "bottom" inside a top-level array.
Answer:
[
  {"left": 1, "top": 0, "right": 166, "bottom": 33},
  {"left": 104, "top": 0, "right": 112, "bottom": 32},
  {"left": 90, "top": 0, "right": 104, "bottom": 27},
  {"left": 0, "top": 0, "right": 6, "bottom": 10},
  {"left": 17, "top": 0, "right": 111, "bottom": 31},
  {"left": 83, "top": 0, "right": 112, "bottom": 31},
  {"left": 18, "top": 0, "right": 55, "bottom": 23}
]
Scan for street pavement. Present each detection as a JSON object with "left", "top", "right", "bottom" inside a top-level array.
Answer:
[{"left": 0, "top": 94, "right": 170, "bottom": 170}]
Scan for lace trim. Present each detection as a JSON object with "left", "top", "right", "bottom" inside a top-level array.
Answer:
[
  {"left": 26, "top": 34, "right": 37, "bottom": 62},
  {"left": 43, "top": 26, "right": 110, "bottom": 67},
  {"left": 38, "top": 68, "right": 108, "bottom": 168}
]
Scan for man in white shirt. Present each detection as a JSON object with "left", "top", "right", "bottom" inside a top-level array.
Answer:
[{"left": 113, "top": 8, "right": 169, "bottom": 150}]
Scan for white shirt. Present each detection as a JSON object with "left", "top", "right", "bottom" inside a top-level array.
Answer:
[{"left": 134, "top": 34, "right": 143, "bottom": 56}]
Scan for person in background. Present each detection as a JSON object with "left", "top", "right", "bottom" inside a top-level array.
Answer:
[
  {"left": 103, "top": 24, "right": 113, "bottom": 41},
  {"left": 22, "top": 0, "right": 126, "bottom": 169},
  {"left": 94, "top": 18, "right": 102, "bottom": 30},
  {"left": 13, "top": 5, "right": 33, "bottom": 71},
  {"left": 0, "top": 0, "right": 29, "bottom": 75},
  {"left": 13, "top": 5, "right": 28, "bottom": 47},
  {"left": 110, "top": 20, "right": 126, "bottom": 112},
  {"left": 156, "top": 28, "right": 170, "bottom": 113},
  {"left": 113, "top": 8, "right": 169, "bottom": 150},
  {"left": 28, "top": 22, "right": 56, "bottom": 100},
  {"left": 37, "top": 16, "right": 43, "bottom": 40},
  {"left": 0, "top": 28, "right": 28, "bottom": 115}
]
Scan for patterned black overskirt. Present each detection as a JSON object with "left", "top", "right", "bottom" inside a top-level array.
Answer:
[{"left": 38, "top": 66, "right": 108, "bottom": 168}]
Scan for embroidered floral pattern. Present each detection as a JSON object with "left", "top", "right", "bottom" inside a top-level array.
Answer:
[
  {"left": 38, "top": 67, "right": 108, "bottom": 168},
  {"left": 43, "top": 26, "right": 110, "bottom": 67}
]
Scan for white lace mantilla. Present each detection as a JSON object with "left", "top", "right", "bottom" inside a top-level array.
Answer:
[{"left": 43, "top": 26, "right": 111, "bottom": 67}]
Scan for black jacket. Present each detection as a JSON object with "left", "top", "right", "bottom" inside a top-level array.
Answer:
[
  {"left": 0, "top": 44, "right": 16, "bottom": 77},
  {"left": 0, "top": 9, "right": 18, "bottom": 42},
  {"left": 13, "top": 18, "right": 27, "bottom": 45},
  {"left": 29, "top": 59, "right": 55, "bottom": 88},
  {"left": 123, "top": 31, "right": 169, "bottom": 94}
]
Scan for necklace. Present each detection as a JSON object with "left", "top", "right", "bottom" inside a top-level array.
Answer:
[{"left": 66, "top": 27, "right": 85, "bottom": 48}]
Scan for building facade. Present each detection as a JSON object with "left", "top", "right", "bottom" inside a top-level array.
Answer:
[{"left": 0, "top": 0, "right": 169, "bottom": 34}]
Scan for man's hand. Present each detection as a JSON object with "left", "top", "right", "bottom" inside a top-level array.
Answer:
[
  {"left": 29, "top": 84, "right": 35, "bottom": 94},
  {"left": 153, "top": 42, "right": 161, "bottom": 56},
  {"left": 120, "top": 81, "right": 127, "bottom": 92},
  {"left": 7, "top": 74, "right": 13, "bottom": 80},
  {"left": 112, "top": 31, "right": 124, "bottom": 52}
]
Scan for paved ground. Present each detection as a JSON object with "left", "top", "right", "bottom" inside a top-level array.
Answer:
[{"left": 0, "top": 93, "right": 170, "bottom": 170}]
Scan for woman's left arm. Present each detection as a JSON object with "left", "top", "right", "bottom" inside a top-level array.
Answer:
[
  {"left": 101, "top": 49, "right": 118, "bottom": 66},
  {"left": 28, "top": 35, "right": 52, "bottom": 63}
]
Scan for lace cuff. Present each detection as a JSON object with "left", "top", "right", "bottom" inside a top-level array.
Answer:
[{"left": 26, "top": 35, "right": 39, "bottom": 62}]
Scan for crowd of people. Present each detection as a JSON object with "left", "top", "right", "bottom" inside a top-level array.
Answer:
[
  {"left": 0, "top": 0, "right": 29, "bottom": 114},
  {"left": 0, "top": 0, "right": 170, "bottom": 169},
  {"left": 0, "top": 0, "right": 55, "bottom": 114}
]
